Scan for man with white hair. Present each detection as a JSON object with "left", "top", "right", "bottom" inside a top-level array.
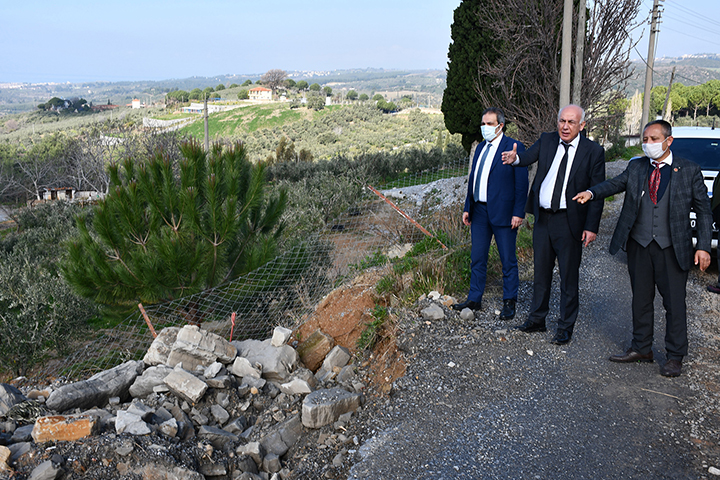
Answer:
[{"left": 502, "top": 104, "right": 605, "bottom": 345}]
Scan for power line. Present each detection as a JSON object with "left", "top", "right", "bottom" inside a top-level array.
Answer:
[
  {"left": 633, "top": 46, "right": 704, "bottom": 86},
  {"left": 664, "top": 0, "right": 720, "bottom": 30},
  {"left": 660, "top": 25, "right": 720, "bottom": 50}
]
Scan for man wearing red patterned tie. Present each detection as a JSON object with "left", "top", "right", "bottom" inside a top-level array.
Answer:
[{"left": 573, "top": 120, "right": 713, "bottom": 377}]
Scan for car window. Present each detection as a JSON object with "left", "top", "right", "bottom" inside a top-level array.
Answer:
[{"left": 671, "top": 138, "right": 720, "bottom": 170}]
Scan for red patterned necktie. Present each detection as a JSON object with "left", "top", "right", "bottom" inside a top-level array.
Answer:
[{"left": 649, "top": 161, "right": 662, "bottom": 204}]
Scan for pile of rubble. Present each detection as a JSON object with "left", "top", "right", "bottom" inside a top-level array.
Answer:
[{"left": 0, "top": 324, "right": 366, "bottom": 479}]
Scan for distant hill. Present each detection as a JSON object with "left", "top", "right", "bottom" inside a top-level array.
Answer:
[
  {"left": 0, "top": 69, "right": 447, "bottom": 116},
  {"left": 626, "top": 54, "right": 720, "bottom": 94}
]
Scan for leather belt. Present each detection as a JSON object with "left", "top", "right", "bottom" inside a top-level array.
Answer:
[{"left": 540, "top": 208, "right": 566, "bottom": 213}]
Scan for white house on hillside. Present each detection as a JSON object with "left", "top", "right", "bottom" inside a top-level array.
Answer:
[{"left": 248, "top": 87, "right": 272, "bottom": 101}]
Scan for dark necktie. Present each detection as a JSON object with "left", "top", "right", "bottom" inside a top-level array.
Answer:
[
  {"left": 649, "top": 161, "right": 662, "bottom": 204},
  {"left": 473, "top": 144, "right": 491, "bottom": 202},
  {"left": 551, "top": 142, "right": 570, "bottom": 212}
]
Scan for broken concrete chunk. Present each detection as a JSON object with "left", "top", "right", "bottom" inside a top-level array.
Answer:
[
  {"left": 166, "top": 325, "right": 238, "bottom": 371},
  {"left": 163, "top": 367, "right": 208, "bottom": 404},
  {"left": 210, "top": 404, "right": 230, "bottom": 425},
  {"left": 198, "top": 425, "right": 238, "bottom": 449},
  {"left": 233, "top": 339, "right": 298, "bottom": 382},
  {"left": 271, "top": 327, "right": 293, "bottom": 347},
  {"left": 236, "top": 441, "right": 265, "bottom": 466},
  {"left": 279, "top": 379, "right": 312, "bottom": 395},
  {"left": 129, "top": 365, "right": 173, "bottom": 398},
  {"left": 0, "top": 384, "right": 27, "bottom": 416},
  {"left": 28, "top": 459, "right": 61, "bottom": 480},
  {"left": 143, "top": 327, "right": 180, "bottom": 366},
  {"left": 231, "top": 357, "right": 262, "bottom": 379},
  {"left": 302, "top": 388, "right": 363, "bottom": 429},
  {"left": 315, "top": 346, "right": 351, "bottom": 382},
  {"left": 115, "top": 411, "right": 151, "bottom": 435},
  {"left": 46, "top": 361, "right": 143, "bottom": 412}
]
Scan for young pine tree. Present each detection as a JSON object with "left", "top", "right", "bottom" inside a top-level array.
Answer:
[{"left": 62, "top": 140, "right": 287, "bottom": 310}]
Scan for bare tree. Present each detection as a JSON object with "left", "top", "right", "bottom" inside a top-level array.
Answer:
[
  {"left": 14, "top": 150, "right": 63, "bottom": 201},
  {"left": 260, "top": 69, "right": 288, "bottom": 93},
  {"left": 65, "top": 126, "right": 126, "bottom": 195},
  {"left": 473, "top": 0, "right": 642, "bottom": 145}
]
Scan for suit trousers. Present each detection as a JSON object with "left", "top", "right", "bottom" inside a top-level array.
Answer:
[
  {"left": 626, "top": 238, "right": 688, "bottom": 360},
  {"left": 468, "top": 202, "right": 519, "bottom": 303},
  {"left": 528, "top": 210, "right": 582, "bottom": 332}
]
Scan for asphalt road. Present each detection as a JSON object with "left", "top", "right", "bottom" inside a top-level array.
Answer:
[{"left": 347, "top": 182, "right": 717, "bottom": 479}]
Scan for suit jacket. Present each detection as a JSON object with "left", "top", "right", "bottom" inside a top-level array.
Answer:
[
  {"left": 518, "top": 132, "right": 605, "bottom": 241},
  {"left": 590, "top": 155, "right": 712, "bottom": 271},
  {"left": 464, "top": 134, "right": 528, "bottom": 226}
]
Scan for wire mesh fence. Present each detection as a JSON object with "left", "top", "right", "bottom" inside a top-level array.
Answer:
[{"left": 35, "top": 155, "right": 469, "bottom": 382}]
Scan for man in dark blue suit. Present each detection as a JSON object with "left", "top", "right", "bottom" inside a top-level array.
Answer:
[
  {"left": 452, "top": 107, "right": 528, "bottom": 320},
  {"left": 502, "top": 104, "right": 605, "bottom": 345}
]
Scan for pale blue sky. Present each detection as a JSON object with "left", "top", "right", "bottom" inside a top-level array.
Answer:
[
  {"left": 1, "top": 0, "right": 719, "bottom": 84},
  {"left": 632, "top": 0, "right": 720, "bottom": 63}
]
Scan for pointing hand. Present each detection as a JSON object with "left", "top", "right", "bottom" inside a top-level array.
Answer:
[
  {"left": 502, "top": 143, "right": 518, "bottom": 165},
  {"left": 572, "top": 191, "right": 592, "bottom": 204}
]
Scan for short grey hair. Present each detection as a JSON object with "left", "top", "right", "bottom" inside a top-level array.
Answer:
[{"left": 558, "top": 104, "right": 586, "bottom": 123}]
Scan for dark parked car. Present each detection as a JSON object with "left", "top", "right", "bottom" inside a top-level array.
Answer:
[{"left": 670, "top": 127, "right": 720, "bottom": 250}]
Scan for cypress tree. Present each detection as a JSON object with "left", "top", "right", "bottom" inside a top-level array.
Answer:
[{"left": 441, "top": 0, "right": 500, "bottom": 152}]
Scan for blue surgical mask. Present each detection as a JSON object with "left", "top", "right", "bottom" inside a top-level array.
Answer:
[{"left": 481, "top": 125, "right": 500, "bottom": 142}]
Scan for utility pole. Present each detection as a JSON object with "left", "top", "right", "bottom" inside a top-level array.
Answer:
[
  {"left": 572, "top": 0, "right": 587, "bottom": 105},
  {"left": 559, "top": 0, "right": 574, "bottom": 109},
  {"left": 640, "top": 0, "right": 663, "bottom": 134},
  {"left": 661, "top": 66, "right": 676, "bottom": 120},
  {"left": 204, "top": 96, "right": 209, "bottom": 152}
]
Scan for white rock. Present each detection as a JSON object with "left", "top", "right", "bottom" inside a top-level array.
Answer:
[
  {"left": 230, "top": 357, "right": 262, "bottom": 379},
  {"left": 447, "top": 362, "right": 456, "bottom": 368},
  {"left": 203, "top": 362, "right": 223, "bottom": 379},
  {"left": 115, "top": 411, "right": 151, "bottom": 435},
  {"left": 159, "top": 418, "right": 178, "bottom": 438},
  {"left": 709, "top": 466, "right": 720, "bottom": 476},
  {"left": 163, "top": 367, "right": 208, "bottom": 404},
  {"left": 280, "top": 379, "right": 312, "bottom": 395},
  {"left": 232, "top": 339, "right": 298, "bottom": 382},
  {"left": 143, "top": 327, "right": 180, "bottom": 366},
  {"left": 315, "top": 346, "right": 351, "bottom": 382},
  {"left": 386, "top": 243, "right": 413, "bottom": 259},
  {"left": 421, "top": 304, "right": 445, "bottom": 321},
  {"left": 271, "top": 327, "right": 294, "bottom": 347},
  {"left": 460, "top": 308, "right": 475, "bottom": 320},
  {"left": 428, "top": 291, "right": 441, "bottom": 300}
]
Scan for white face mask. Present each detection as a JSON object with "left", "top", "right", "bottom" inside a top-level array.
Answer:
[
  {"left": 642, "top": 140, "right": 667, "bottom": 160},
  {"left": 481, "top": 125, "right": 500, "bottom": 142}
]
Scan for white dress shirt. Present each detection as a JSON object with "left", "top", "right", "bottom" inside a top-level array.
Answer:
[
  {"left": 473, "top": 133, "right": 504, "bottom": 203},
  {"left": 539, "top": 134, "right": 580, "bottom": 210}
]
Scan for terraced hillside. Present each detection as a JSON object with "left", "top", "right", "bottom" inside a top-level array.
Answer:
[{"left": 174, "top": 103, "right": 451, "bottom": 161}]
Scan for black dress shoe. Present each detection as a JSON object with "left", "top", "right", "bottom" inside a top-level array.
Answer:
[
  {"left": 660, "top": 359, "right": 682, "bottom": 377},
  {"left": 609, "top": 348, "right": 653, "bottom": 363},
  {"left": 452, "top": 300, "right": 481, "bottom": 311},
  {"left": 515, "top": 319, "right": 546, "bottom": 333},
  {"left": 550, "top": 330, "right": 572, "bottom": 345},
  {"left": 499, "top": 299, "right": 516, "bottom": 320}
]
